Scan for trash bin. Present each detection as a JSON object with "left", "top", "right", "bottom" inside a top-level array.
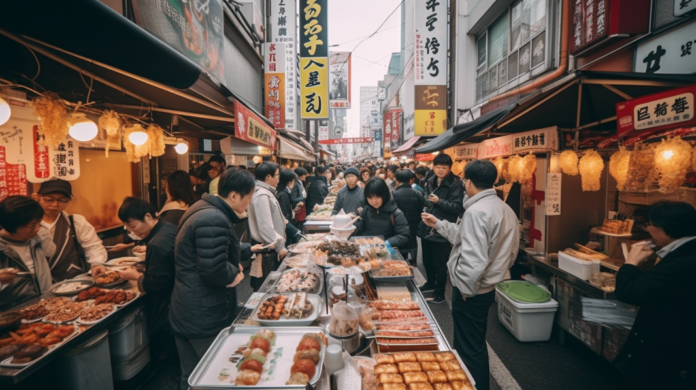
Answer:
[
  {"left": 496, "top": 281, "right": 559, "bottom": 342},
  {"left": 50, "top": 330, "right": 114, "bottom": 390}
]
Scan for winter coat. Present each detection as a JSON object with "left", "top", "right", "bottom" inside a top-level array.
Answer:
[
  {"left": 332, "top": 185, "right": 364, "bottom": 216},
  {"left": 248, "top": 181, "right": 286, "bottom": 252},
  {"left": 417, "top": 172, "right": 464, "bottom": 243},
  {"left": 614, "top": 238, "right": 696, "bottom": 389},
  {"left": 435, "top": 189, "right": 519, "bottom": 298},
  {"left": 393, "top": 184, "right": 425, "bottom": 250},
  {"left": 354, "top": 200, "right": 410, "bottom": 249},
  {"left": 305, "top": 176, "right": 329, "bottom": 214},
  {"left": 0, "top": 229, "right": 55, "bottom": 310},
  {"left": 138, "top": 221, "right": 176, "bottom": 334},
  {"left": 276, "top": 188, "right": 294, "bottom": 222},
  {"left": 157, "top": 200, "right": 189, "bottom": 227},
  {"left": 290, "top": 179, "right": 306, "bottom": 207},
  {"left": 169, "top": 194, "right": 243, "bottom": 339}
]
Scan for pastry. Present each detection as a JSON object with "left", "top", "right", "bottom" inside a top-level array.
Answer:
[
  {"left": 393, "top": 352, "right": 417, "bottom": 363},
  {"left": 450, "top": 380, "right": 474, "bottom": 390},
  {"left": 445, "top": 370, "right": 467, "bottom": 382},
  {"left": 402, "top": 372, "right": 428, "bottom": 384},
  {"left": 414, "top": 352, "right": 436, "bottom": 362},
  {"left": 375, "top": 354, "right": 395, "bottom": 364},
  {"left": 377, "top": 384, "right": 407, "bottom": 390},
  {"left": 408, "top": 383, "right": 434, "bottom": 390},
  {"left": 375, "top": 364, "right": 399, "bottom": 374},
  {"left": 420, "top": 362, "right": 440, "bottom": 371},
  {"left": 424, "top": 371, "right": 448, "bottom": 383},
  {"left": 434, "top": 352, "right": 456, "bottom": 362},
  {"left": 293, "top": 349, "right": 320, "bottom": 364},
  {"left": 398, "top": 362, "right": 422, "bottom": 373},
  {"left": 433, "top": 384, "right": 453, "bottom": 390},
  {"left": 377, "top": 374, "right": 404, "bottom": 384},
  {"left": 438, "top": 360, "right": 461, "bottom": 371}
]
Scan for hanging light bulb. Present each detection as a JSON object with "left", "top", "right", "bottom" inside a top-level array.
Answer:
[
  {"left": 661, "top": 150, "right": 674, "bottom": 160},
  {"left": 0, "top": 97, "right": 11, "bottom": 126},
  {"left": 128, "top": 128, "right": 149, "bottom": 145},
  {"left": 174, "top": 141, "right": 189, "bottom": 154},
  {"left": 68, "top": 113, "right": 98, "bottom": 142}
]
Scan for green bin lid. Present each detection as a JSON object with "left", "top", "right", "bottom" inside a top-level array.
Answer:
[{"left": 497, "top": 281, "right": 550, "bottom": 303}]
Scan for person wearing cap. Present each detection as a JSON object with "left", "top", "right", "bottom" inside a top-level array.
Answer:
[
  {"left": 32, "top": 179, "right": 108, "bottom": 281},
  {"left": 332, "top": 167, "right": 364, "bottom": 216}
]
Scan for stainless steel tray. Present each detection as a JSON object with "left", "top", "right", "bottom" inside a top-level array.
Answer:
[
  {"left": 251, "top": 293, "right": 322, "bottom": 327},
  {"left": 271, "top": 269, "right": 323, "bottom": 295},
  {"left": 49, "top": 279, "right": 94, "bottom": 296},
  {"left": 188, "top": 326, "right": 326, "bottom": 389},
  {"left": 369, "top": 260, "right": 414, "bottom": 282}
]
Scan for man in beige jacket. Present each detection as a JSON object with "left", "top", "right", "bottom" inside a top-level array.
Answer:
[{"left": 422, "top": 160, "right": 519, "bottom": 390}]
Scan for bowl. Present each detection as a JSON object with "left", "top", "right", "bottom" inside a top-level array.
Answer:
[
  {"left": 0, "top": 311, "right": 21, "bottom": 333},
  {"left": 330, "top": 225, "right": 355, "bottom": 240},
  {"left": 332, "top": 214, "right": 353, "bottom": 228}
]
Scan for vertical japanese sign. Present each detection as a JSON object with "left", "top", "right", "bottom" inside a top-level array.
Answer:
[
  {"left": 546, "top": 173, "right": 562, "bottom": 216},
  {"left": 271, "top": 0, "right": 298, "bottom": 129},
  {"left": 383, "top": 114, "right": 392, "bottom": 158},
  {"left": 318, "top": 120, "right": 329, "bottom": 141},
  {"left": 570, "top": 0, "right": 609, "bottom": 54},
  {"left": 329, "top": 52, "right": 351, "bottom": 108},
  {"left": 264, "top": 43, "right": 286, "bottom": 129},
  {"left": 634, "top": 19, "right": 696, "bottom": 75},
  {"left": 300, "top": 0, "right": 329, "bottom": 119},
  {"left": 414, "top": 0, "right": 448, "bottom": 136},
  {"left": 389, "top": 108, "right": 402, "bottom": 146},
  {"left": 616, "top": 84, "right": 696, "bottom": 137}
]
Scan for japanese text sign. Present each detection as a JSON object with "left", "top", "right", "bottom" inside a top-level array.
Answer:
[
  {"left": 300, "top": 0, "right": 329, "bottom": 119},
  {"left": 616, "top": 84, "right": 696, "bottom": 137},
  {"left": 265, "top": 43, "right": 286, "bottom": 129},
  {"left": 512, "top": 127, "right": 559, "bottom": 153},
  {"left": 234, "top": 101, "right": 278, "bottom": 150},
  {"left": 329, "top": 52, "right": 351, "bottom": 108},
  {"left": 634, "top": 19, "right": 696, "bottom": 75},
  {"left": 546, "top": 173, "right": 562, "bottom": 216},
  {"left": 452, "top": 144, "right": 479, "bottom": 160},
  {"left": 318, "top": 137, "right": 372, "bottom": 145},
  {"left": 570, "top": 0, "right": 609, "bottom": 54},
  {"left": 477, "top": 135, "right": 513, "bottom": 159},
  {"left": 675, "top": 0, "right": 696, "bottom": 17},
  {"left": 416, "top": 153, "right": 436, "bottom": 162},
  {"left": 271, "top": 0, "right": 298, "bottom": 129}
]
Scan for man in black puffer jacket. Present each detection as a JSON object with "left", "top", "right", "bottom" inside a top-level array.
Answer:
[
  {"left": 417, "top": 154, "right": 464, "bottom": 304},
  {"left": 170, "top": 168, "right": 254, "bottom": 390},
  {"left": 393, "top": 169, "right": 425, "bottom": 264},
  {"left": 305, "top": 166, "right": 329, "bottom": 213}
]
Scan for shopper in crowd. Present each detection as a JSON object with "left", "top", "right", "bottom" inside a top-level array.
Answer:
[
  {"left": 291, "top": 167, "right": 308, "bottom": 229},
  {"left": 31, "top": 178, "right": 107, "bottom": 281},
  {"left": 417, "top": 153, "right": 464, "bottom": 304},
  {"left": 191, "top": 163, "right": 213, "bottom": 198},
  {"left": 0, "top": 196, "right": 55, "bottom": 310},
  {"left": 408, "top": 161, "right": 416, "bottom": 171},
  {"left": 385, "top": 165, "right": 398, "bottom": 192},
  {"left": 207, "top": 155, "right": 227, "bottom": 195},
  {"left": 305, "top": 165, "right": 329, "bottom": 214},
  {"left": 360, "top": 167, "right": 372, "bottom": 185},
  {"left": 354, "top": 178, "right": 409, "bottom": 249},
  {"left": 276, "top": 169, "right": 302, "bottom": 246},
  {"left": 614, "top": 201, "right": 696, "bottom": 390},
  {"left": 248, "top": 162, "right": 288, "bottom": 291},
  {"left": 304, "top": 164, "right": 316, "bottom": 186},
  {"left": 158, "top": 170, "right": 196, "bottom": 226},
  {"left": 414, "top": 166, "right": 427, "bottom": 185},
  {"left": 116, "top": 197, "right": 178, "bottom": 363},
  {"left": 422, "top": 160, "right": 519, "bottom": 390},
  {"left": 332, "top": 166, "right": 364, "bottom": 216},
  {"left": 170, "top": 168, "right": 251, "bottom": 390},
  {"left": 393, "top": 170, "right": 425, "bottom": 265}
]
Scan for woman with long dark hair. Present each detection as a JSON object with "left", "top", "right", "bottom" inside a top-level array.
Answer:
[
  {"left": 353, "top": 178, "right": 409, "bottom": 248},
  {"left": 159, "top": 170, "right": 196, "bottom": 226},
  {"left": 276, "top": 169, "right": 301, "bottom": 246}
]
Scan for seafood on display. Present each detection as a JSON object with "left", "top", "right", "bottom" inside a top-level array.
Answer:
[{"left": 275, "top": 270, "right": 320, "bottom": 293}]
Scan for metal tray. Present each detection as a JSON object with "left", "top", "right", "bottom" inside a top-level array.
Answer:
[
  {"left": 369, "top": 260, "right": 414, "bottom": 282},
  {"left": 0, "top": 323, "right": 82, "bottom": 367},
  {"left": 49, "top": 279, "right": 94, "bottom": 296},
  {"left": 251, "top": 294, "right": 322, "bottom": 327},
  {"left": 188, "top": 326, "right": 326, "bottom": 389},
  {"left": 95, "top": 278, "right": 128, "bottom": 289},
  {"left": 271, "top": 269, "right": 323, "bottom": 295}
]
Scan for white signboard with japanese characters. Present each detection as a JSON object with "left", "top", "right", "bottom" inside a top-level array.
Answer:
[
  {"left": 675, "top": 0, "right": 696, "bottom": 17},
  {"left": 415, "top": 0, "right": 447, "bottom": 85},
  {"left": 633, "top": 92, "right": 694, "bottom": 130},
  {"left": 452, "top": 144, "right": 479, "bottom": 160},
  {"left": 512, "top": 127, "right": 559, "bottom": 153},
  {"left": 271, "top": 0, "right": 298, "bottom": 129},
  {"left": 634, "top": 19, "right": 696, "bottom": 74},
  {"left": 546, "top": 173, "right": 561, "bottom": 216}
]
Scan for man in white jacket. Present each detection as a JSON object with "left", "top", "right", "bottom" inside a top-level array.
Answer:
[{"left": 422, "top": 160, "right": 519, "bottom": 390}]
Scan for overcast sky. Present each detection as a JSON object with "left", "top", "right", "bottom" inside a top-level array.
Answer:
[{"left": 328, "top": 0, "right": 402, "bottom": 137}]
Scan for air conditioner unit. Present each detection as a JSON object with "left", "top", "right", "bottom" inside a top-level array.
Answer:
[{"left": 236, "top": 1, "right": 265, "bottom": 40}]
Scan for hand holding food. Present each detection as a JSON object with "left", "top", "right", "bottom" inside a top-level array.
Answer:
[
  {"left": 0, "top": 268, "right": 19, "bottom": 284},
  {"left": 117, "top": 267, "right": 142, "bottom": 281},
  {"left": 90, "top": 265, "right": 106, "bottom": 277}
]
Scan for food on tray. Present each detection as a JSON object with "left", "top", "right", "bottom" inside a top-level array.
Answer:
[
  {"left": 257, "top": 295, "right": 287, "bottom": 320},
  {"left": 0, "top": 344, "right": 26, "bottom": 360},
  {"left": 355, "top": 357, "right": 378, "bottom": 390},
  {"left": 233, "top": 330, "right": 276, "bottom": 386},
  {"left": 371, "top": 301, "right": 420, "bottom": 310},
  {"left": 444, "top": 370, "right": 467, "bottom": 382},
  {"left": 438, "top": 360, "right": 461, "bottom": 371},
  {"left": 302, "top": 233, "right": 330, "bottom": 241},
  {"left": 257, "top": 293, "right": 314, "bottom": 320},
  {"left": 378, "top": 317, "right": 429, "bottom": 323},
  {"left": 421, "top": 362, "right": 441, "bottom": 371},
  {"left": 403, "top": 371, "right": 429, "bottom": 384},
  {"left": 425, "top": 371, "right": 448, "bottom": 383},
  {"left": 275, "top": 270, "right": 320, "bottom": 293},
  {"left": 359, "top": 307, "right": 380, "bottom": 331},
  {"left": 44, "top": 302, "right": 87, "bottom": 323},
  {"left": 11, "top": 344, "right": 48, "bottom": 364},
  {"left": 378, "top": 384, "right": 407, "bottom": 390},
  {"left": 372, "top": 260, "right": 412, "bottom": 277},
  {"left": 307, "top": 207, "right": 333, "bottom": 220},
  {"left": 433, "top": 384, "right": 452, "bottom": 390},
  {"left": 76, "top": 286, "right": 105, "bottom": 302},
  {"left": 379, "top": 310, "right": 425, "bottom": 319},
  {"left": 0, "top": 322, "right": 76, "bottom": 363},
  {"left": 434, "top": 352, "right": 456, "bottom": 362},
  {"left": 78, "top": 304, "right": 115, "bottom": 322},
  {"left": 600, "top": 218, "right": 634, "bottom": 235},
  {"left": 94, "top": 289, "right": 137, "bottom": 305},
  {"left": 376, "top": 323, "right": 432, "bottom": 331},
  {"left": 451, "top": 381, "right": 474, "bottom": 390},
  {"left": 375, "top": 363, "right": 399, "bottom": 374},
  {"left": 398, "top": 362, "right": 422, "bottom": 373},
  {"left": 284, "top": 332, "right": 325, "bottom": 386},
  {"left": 375, "top": 282, "right": 412, "bottom": 302},
  {"left": 353, "top": 237, "right": 385, "bottom": 245},
  {"left": 18, "top": 304, "right": 50, "bottom": 321},
  {"left": 95, "top": 271, "right": 121, "bottom": 285},
  {"left": 414, "top": 352, "right": 436, "bottom": 362},
  {"left": 377, "top": 338, "right": 439, "bottom": 345},
  {"left": 377, "top": 330, "right": 435, "bottom": 338},
  {"left": 375, "top": 354, "right": 395, "bottom": 364},
  {"left": 328, "top": 302, "right": 359, "bottom": 337},
  {"left": 234, "top": 370, "right": 261, "bottom": 385},
  {"left": 409, "top": 383, "right": 434, "bottom": 390},
  {"left": 294, "top": 349, "right": 320, "bottom": 364},
  {"left": 239, "top": 359, "right": 264, "bottom": 373},
  {"left": 109, "top": 256, "right": 141, "bottom": 265},
  {"left": 291, "top": 358, "right": 316, "bottom": 379},
  {"left": 371, "top": 353, "right": 471, "bottom": 390},
  {"left": 393, "top": 352, "right": 417, "bottom": 363},
  {"left": 378, "top": 373, "right": 405, "bottom": 384},
  {"left": 53, "top": 281, "right": 89, "bottom": 294},
  {"left": 39, "top": 297, "right": 73, "bottom": 311}
]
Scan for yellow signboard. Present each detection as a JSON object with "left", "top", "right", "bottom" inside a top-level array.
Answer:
[
  {"left": 414, "top": 110, "right": 447, "bottom": 136},
  {"left": 300, "top": 57, "right": 329, "bottom": 119}
]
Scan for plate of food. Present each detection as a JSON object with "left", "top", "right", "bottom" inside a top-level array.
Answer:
[
  {"left": 272, "top": 269, "right": 322, "bottom": 294},
  {"left": 43, "top": 301, "right": 89, "bottom": 324},
  {"left": 188, "top": 327, "right": 326, "bottom": 388},
  {"left": 17, "top": 303, "right": 50, "bottom": 323},
  {"left": 252, "top": 292, "right": 321, "bottom": 326},
  {"left": 50, "top": 279, "right": 94, "bottom": 296},
  {"left": 287, "top": 241, "right": 321, "bottom": 255},
  {"left": 0, "top": 323, "right": 81, "bottom": 367},
  {"left": 76, "top": 304, "right": 118, "bottom": 325},
  {"left": 94, "top": 271, "right": 128, "bottom": 288},
  {"left": 75, "top": 287, "right": 139, "bottom": 306},
  {"left": 106, "top": 256, "right": 142, "bottom": 266},
  {"left": 369, "top": 260, "right": 413, "bottom": 282}
]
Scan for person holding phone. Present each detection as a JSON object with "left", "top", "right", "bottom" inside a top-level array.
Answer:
[{"left": 614, "top": 201, "right": 696, "bottom": 389}]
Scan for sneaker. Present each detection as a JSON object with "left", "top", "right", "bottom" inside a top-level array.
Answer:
[
  {"left": 419, "top": 284, "right": 434, "bottom": 293},
  {"left": 427, "top": 296, "right": 446, "bottom": 304}
]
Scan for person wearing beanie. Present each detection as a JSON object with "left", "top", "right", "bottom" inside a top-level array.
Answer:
[{"left": 332, "top": 167, "right": 365, "bottom": 216}]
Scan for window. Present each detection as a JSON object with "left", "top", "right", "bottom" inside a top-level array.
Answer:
[
  {"left": 488, "top": 12, "right": 509, "bottom": 68},
  {"left": 477, "top": 33, "right": 487, "bottom": 70},
  {"left": 510, "top": 0, "right": 547, "bottom": 51}
]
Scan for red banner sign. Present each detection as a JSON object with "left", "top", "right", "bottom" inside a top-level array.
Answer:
[
  {"left": 616, "top": 84, "right": 696, "bottom": 137},
  {"left": 318, "top": 137, "right": 373, "bottom": 145},
  {"left": 416, "top": 153, "right": 435, "bottom": 162},
  {"left": 234, "top": 101, "right": 277, "bottom": 150},
  {"left": 0, "top": 146, "right": 28, "bottom": 201}
]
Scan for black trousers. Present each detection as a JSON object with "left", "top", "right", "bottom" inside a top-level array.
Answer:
[
  {"left": 421, "top": 239, "right": 452, "bottom": 297},
  {"left": 250, "top": 250, "right": 279, "bottom": 291},
  {"left": 452, "top": 287, "right": 495, "bottom": 390}
]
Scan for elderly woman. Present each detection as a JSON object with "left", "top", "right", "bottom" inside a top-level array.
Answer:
[{"left": 614, "top": 201, "right": 696, "bottom": 390}]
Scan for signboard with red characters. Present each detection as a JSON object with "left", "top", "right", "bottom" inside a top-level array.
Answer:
[
  {"left": 0, "top": 146, "right": 28, "bottom": 201},
  {"left": 234, "top": 100, "right": 277, "bottom": 150},
  {"left": 616, "top": 84, "right": 696, "bottom": 137}
]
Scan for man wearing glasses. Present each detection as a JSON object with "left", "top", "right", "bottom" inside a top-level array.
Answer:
[{"left": 32, "top": 179, "right": 108, "bottom": 281}]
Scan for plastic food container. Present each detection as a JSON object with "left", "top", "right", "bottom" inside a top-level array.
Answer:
[
  {"left": 495, "top": 281, "right": 558, "bottom": 342},
  {"left": 558, "top": 251, "right": 601, "bottom": 281}
]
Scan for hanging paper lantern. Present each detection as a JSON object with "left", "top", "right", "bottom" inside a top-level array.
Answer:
[
  {"left": 493, "top": 157, "right": 506, "bottom": 182},
  {"left": 579, "top": 149, "right": 604, "bottom": 191},
  {"left": 33, "top": 94, "right": 68, "bottom": 149},
  {"left": 654, "top": 136, "right": 692, "bottom": 192},
  {"left": 519, "top": 153, "right": 537, "bottom": 184},
  {"left": 522, "top": 182, "right": 534, "bottom": 207},
  {"left": 452, "top": 160, "right": 466, "bottom": 177},
  {"left": 148, "top": 123, "right": 166, "bottom": 157},
  {"left": 507, "top": 155, "right": 523, "bottom": 183},
  {"left": 609, "top": 146, "right": 631, "bottom": 190},
  {"left": 124, "top": 124, "right": 149, "bottom": 162},
  {"left": 98, "top": 110, "right": 121, "bottom": 157},
  {"left": 625, "top": 142, "right": 656, "bottom": 192},
  {"left": 559, "top": 150, "right": 579, "bottom": 176}
]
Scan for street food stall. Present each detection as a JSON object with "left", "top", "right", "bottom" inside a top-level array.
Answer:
[{"left": 186, "top": 234, "right": 477, "bottom": 390}]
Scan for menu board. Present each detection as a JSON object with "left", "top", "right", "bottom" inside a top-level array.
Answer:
[{"left": 546, "top": 173, "right": 561, "bottom": 216}]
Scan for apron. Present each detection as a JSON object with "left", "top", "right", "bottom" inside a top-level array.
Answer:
[{"left": 48, "top": 215, "right": 89, "bottom": 282}]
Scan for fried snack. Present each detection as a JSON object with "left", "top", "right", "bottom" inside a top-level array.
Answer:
[
  {"left": 450, "top": 380, "right": 474, "bottom": 390},
  {"left": 239, "top": 359, "right": 264, "bottom": 374},
  {"left": 18, "top": 304, "right": 50, "bottom": 321},
  {"left": 438, "top": 360, "right": 461, "bottom": 371},
  {"left": 0, "top": 344, "right": 26, "bottom": 361},
  {"left": 375, "top": 354, "right": 395, "bottom": 364},
  {"left": 424, "top": 371, "right": 447, "bottom": 383},
  {"left": 409, "top": 383, "right": 434, "bottom": 390},
  {"left": 95, "top": 271, "right": 121, "bottom": 285},
  {"left": 398, "top": 362, "right": 422, "bottom": 373},
  {"left": 291, "top": 359, "right": 317, "bottom": 379},
  {"left": 370, "top": 301, "right": 420, "bottom": 310},
  {"left": 377, "top": 338, "right": 438, "bottom": 345},
  {"left": 402, "top": 372, "right": 428, "bottom": 384},
  {"left": 420, "top": 362, "right": 440, "bottom": 371},
  {"left": 11, "top": 345, "right": 47, "bottom": 363},
  {"left": 296, "top": 337, "right": 320, "bottom": 352},
  {"left": 250, "top": 337, "right": 271, "bottom": 353},
  {"left": 76, "top": 286, "right": 106, "bottom": 302},
  {"left": 286, "top": 372, "right": 310, "bottom": 385},
  {"left": 377, "top": 384, "right": 407, "bottom": 390},
  {"left": 445, "top": 370, "right": 467, "bottom": 382},
  {"left": 44, "top": 302, "right": 86, "bottom": 323},
  {"left": 79, "top": 304, "right": 115, "bottom": 322},
  {"left": 414, "top": 352, "right": 436, "bottom": 362},
  {"left": 377, "top": 374, "right": 404, "bottom": 384},
  {"left": 379, "top": 310, "right": 425, "bottom": 319},
  {"left": 393, "top": 352, "right": 417, "bottom": 363},
  {"left": 375, "top": 364, "right": 399, "bottom": 374},
  {"left": 434, "top": 352, "right": 456, "bottom": 362},
  {"left": 293, "top": 349, "right": 320, "bottom": 364},
  {"left": 235, "top": 370, "right": 261, "bottom": 385},
  {"left": 433, "top": 384, "right": 453, "bottom": 390},
  {"left": 376, "top": 323, "right": 432, "bottom": 331}
]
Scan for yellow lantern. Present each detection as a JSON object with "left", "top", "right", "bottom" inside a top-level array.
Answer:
[
  {"left": 654, "top": 136, "right": 692, "bottom": 192},
  {"left": 148, "top": 123, "right": 166, "bottom": 157},
  {"left": 507, "top": 155, "right": 523, "bottom": 183},
  {"left": 519, "top": 153, "right": 537, "bottom": 184},
  {"left": 33, "top": 94, "right": 68, "bottom": 148},
  {"left": 579, "top": 149, "right": 604, "bottom": 191},
  {"left": 559, "top": 150, "right": 579, "bottom": 176},
  {"left": 625, "top": 142, "right": 656, "bottom": 192},
  {"left": 609, "top": 146, "right": 631, "bottom": 190},
  {"left": 493, "top": 157, "right": 506, "bottom": 182},
  {"left": 98, "top": 110, "right": 121, "bottom": 157},
  {"left": 124, "top": 124, "right": 149, "bottom": 162}
]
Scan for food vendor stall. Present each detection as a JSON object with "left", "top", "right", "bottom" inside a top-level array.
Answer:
[{"left": 186, "top": 234, "right": 477, "bottom": 390}]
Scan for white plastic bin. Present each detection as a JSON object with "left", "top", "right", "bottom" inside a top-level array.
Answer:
[
  {"left": 558, "top": 251, "right": 601, "bottom": 281},
  {"left": 496, "top": 286, "right": 558, "bottom": 342}
]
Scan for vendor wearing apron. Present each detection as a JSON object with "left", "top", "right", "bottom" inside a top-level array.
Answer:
[{"left": 33, "top": 179, "right": 108, "bottom": 281}]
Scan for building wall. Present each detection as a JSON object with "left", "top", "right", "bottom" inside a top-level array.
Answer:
[{"left": 399, "top": 0, "right": 416, "bottom": 140}]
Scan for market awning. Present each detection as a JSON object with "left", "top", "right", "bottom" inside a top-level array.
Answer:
[
  {"left": 392, "top": 136, "right": 421, "bottom": 154},
  {"left": 0, "top": 0, "right": 272, "bottom": 133},
  {"left": 278, "top": 136, "right": 315, "bottom": 162},
  {"left": 319, "top": 146, "right": 337, "bottom": 159}
]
